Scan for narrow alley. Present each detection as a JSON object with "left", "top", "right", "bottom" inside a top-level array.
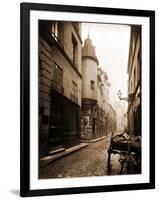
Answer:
[{"left": 39, "top": 136, "right": 126, "bottom": 179}]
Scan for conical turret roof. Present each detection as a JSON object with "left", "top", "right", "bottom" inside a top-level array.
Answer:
[{"left": 82, "top": 35, "right": 99, "bottom": 65}]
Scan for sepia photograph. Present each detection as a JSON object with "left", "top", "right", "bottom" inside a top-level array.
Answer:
[
  {"left": 38, "top": 20, "right": 141, "bottom": 178},
  {"left": 20, "top": 3, "right": 155, "bottom": 196}
]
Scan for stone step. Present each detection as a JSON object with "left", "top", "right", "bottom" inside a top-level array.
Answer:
[
  {"left": 40, "top": 143, "right": 88, "bottom": 168},
  {"left": 48, "top": 148, "right": 65, "bottom": 156}
]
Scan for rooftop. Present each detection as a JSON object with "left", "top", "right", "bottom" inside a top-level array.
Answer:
[{"left": 82, "top": 34, "right": 99, "bottom": 65}]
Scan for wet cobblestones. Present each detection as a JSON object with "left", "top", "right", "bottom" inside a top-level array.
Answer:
[{"left": 39, "top": 136, "right": 126, "bottom": 179}]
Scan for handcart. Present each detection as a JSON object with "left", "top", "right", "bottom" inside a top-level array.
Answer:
[{"left": 107, "top": 132, "right": 141, "bottom": 174}]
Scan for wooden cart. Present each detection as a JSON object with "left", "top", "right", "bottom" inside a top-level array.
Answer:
[{"left": 107, "top": 133, "right": 141, "bottom": 174}]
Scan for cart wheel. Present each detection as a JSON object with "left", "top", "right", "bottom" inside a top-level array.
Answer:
[{"left": 107, "top": 149, "right": 112, "bottom": 172}]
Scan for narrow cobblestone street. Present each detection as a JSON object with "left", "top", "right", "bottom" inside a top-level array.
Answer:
[
  {"left": 37, "top": 19, "right": 142, "bottom": 182},
  {"left": 39, "top": 135, "right": 123, "bottom": 179}
]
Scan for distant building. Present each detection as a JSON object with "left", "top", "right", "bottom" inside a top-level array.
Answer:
[
  {"left": 107, "top": 104, "right": 117, "bottom": 136},
  {"left": 113, "top": 100, "right": 127, "bottom": 133},
  {"left": 127, "top": 26, "right": 141, "bottom": 136},
  {"left": 97, "top": 68, "right": 111, "bottom": 136},
  {"left": 39, "top": 21, "right": 82, "bottom": 157}
]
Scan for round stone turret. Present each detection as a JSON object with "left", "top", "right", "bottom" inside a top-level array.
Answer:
[
  {"left": 82, "top": 36, "right": 99, "bottom": 112},
  {"left": 82, "top": 36, "right": 99, "bottom": 65}
]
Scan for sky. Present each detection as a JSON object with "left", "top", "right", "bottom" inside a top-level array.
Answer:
[{"left": 82, "top": 23, "right": 130, "bottom": 108}]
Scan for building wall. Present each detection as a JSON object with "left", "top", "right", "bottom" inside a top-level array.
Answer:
[
  {"left": 39, "top": 21, "right": 82, "bottom": 158},
  {"left": 97, "top": 82, "right": 101, "bottom": 107},
  {"left": 127, "top": 26, "right": 141, "bottom": 136},
  {"left": 81, "top": 37, "right": 99, "bottom": 139},
  {"left": 81, "top": 56, "right": 113, "bottom": 139},
  {"left": 63, "top": 23, "right": 82, "bottom": 73},
  {"left": 82, "top": 58, "right": 98, "bottom": 101},
  {"left": 39, "top": 35, "right": 52, "bottom": 158},
  {"left": 113, "top": 100, "right": 127, "bottom": 133},
  {"left": 97, "top": 69, "right": 111, "bottom": 136},
  {"left": 52, "top": 46, "right": 82, "bottom": 106},
  {"left": 107, "top": 104, "right": 117, "bottom": 135},
  {"left": 97, "top": 69, "right": 110, "bottom": 113}
]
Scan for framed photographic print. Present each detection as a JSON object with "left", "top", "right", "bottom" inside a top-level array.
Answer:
[{"left": 20, "top": 2, "right": 155, "bottom": 197}]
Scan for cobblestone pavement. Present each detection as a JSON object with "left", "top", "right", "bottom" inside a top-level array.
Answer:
[{"left": 39, "top": 134, "right": 127, "bottom": 179}]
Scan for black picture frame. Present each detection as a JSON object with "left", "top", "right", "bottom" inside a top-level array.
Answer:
[{"left": 20, "top": 2, "right": 155, "bottom": 197}]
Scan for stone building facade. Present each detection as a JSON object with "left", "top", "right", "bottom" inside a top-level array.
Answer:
[
  {"left": 127, "top": 25, "right": 141, "bottom": 136},
  {"left": 113, "top": 100, "right": 127, "bottom": 133},
  {"left": 96, "top": 68, "right": 111, "bottom": 137},
  {"left": 107, "top": 103, "right": 117, "bottom": 136},
  {"left": 80, "top": 35, "right": 99, "bottom": 139},
  {"left": 80, "top": 35, "right": 116, "bottom": 139},
  {"left": 39, "top": 21, "right": 82, "bottom": 157},
  {"left": 39, "top": 21, "right": 117, "bottom": 157}
]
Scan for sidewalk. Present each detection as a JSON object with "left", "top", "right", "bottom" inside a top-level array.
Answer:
[
  {"left": 39, "top": 135, "right": 117, "bottom": 179},
  {"left": 40, "top": 143, "right": 88, "bottom": 168},
  {"left": 80, "top": 135, "right": 107, "bottom": 143},
  {"left": 40, "top": 135, "right": 107, "bottom": 168}
]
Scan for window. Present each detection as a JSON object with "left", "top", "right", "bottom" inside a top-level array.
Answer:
[
  {"left": 72, "top": 34, "right": 78, "bottom": 67},
  {"left": 51, "top": 22, "right": 64, "bottom": 48},
  {"left": 73, "top": 22, "right": 80, "bottom": 33},
  {"left": 52, "top": 62, "right": 63, "bottom": 94},
  {"left": 71, "top": 81, "right": 78, "bottom": 103},
  {"left": 91, "top": 80, "right": 95, "bottom": 90},
  {"left": 53, "top": 62, "right": 63, "bottom": 85},
  {"left": 52, "top": 22, "right": 58, "bottom": 39}
]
